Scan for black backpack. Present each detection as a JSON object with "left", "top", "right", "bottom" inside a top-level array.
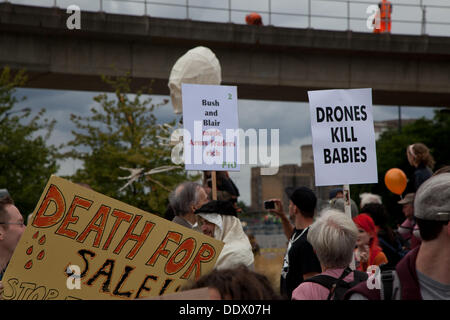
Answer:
[{"left": 303, "top": 267, "right": 368, "bottom": 300}]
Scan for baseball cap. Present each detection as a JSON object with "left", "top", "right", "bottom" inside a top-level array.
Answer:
[
  {"left": 414, "top": 173, "right": 450, "bottom": 221},
  {"left": 398, "top": 193, "right": 415, "bottom": 205},
  {"left": 329, "top": 188, "right": 343, "bottom": 200},
  {"left": 285, "top": 186, "right": 317, "bottom": 214}
]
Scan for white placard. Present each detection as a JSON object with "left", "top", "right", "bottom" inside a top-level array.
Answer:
[
  {"left": 308, "top": 88, "right": 378, "bottom": 186},
  {"left": 182, "top": 83, "right": 240, "bottom": 171}
]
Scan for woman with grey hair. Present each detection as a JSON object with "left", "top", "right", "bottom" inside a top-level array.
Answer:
[{"left": 292, "top": 209, "right": 367, "bottom": 300}]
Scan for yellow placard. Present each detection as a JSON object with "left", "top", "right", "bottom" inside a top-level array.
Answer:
[{"left": 1, "top": 176, "right": 223, "bottom": 300}]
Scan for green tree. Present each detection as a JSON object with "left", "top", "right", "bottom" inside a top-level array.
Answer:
[
  {"left": 0, "top": 67, "right": 59, "bottom": 217},
  {"left": 66, "top": 74, "right": 190, "bottom": 216},
  {"left": 350, "top": 109, "right": 450, "bottom": 225}
]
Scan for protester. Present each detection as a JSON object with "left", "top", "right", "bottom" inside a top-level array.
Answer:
[
  {"left": 267, "top": 199, "right": 294, "bottom": 240},
  {"left": 0, "top": 195, "right": 26, "bottom": 297},
  {"left": 168, "top": 182, "right": 208, "bottom": 231},
  {"left": 203, "top": 171, "right": 240, "bottom": 212},
  {"left": 292, "top": 209, "right": 368, "bottom": 300},
  {"left": 353, "top": 213, "right": 388, "bottom": 272},
  {"left": 184, "top": 265, "right": 281, "bottom": 300},
  {"left": 330, "top": 197, "right": 358, "bottom": 219},
  {"left": 195, "top": 200, "right": 254, "bottom": 270},
  {"left": 359, "top": 192, "right": 382, "bottom": 209},
  {"left": 406, "top": 142, "right": 434, "bottom": 191},
  {"left": 361, "top": 203, "right": 407, "bottom": 269},
  {"left": 346, "top": 173, "right": 450, "bottom": 300},
  {"left": 276, "top": 187, "right": 321, "bottom": 299},
  {"left": 328, "top": 188, "right": 358, "bottom": 218},
  {"left": 329, "top": 188, "right": 343, "bottom": 200},
  {"left": 397, "top": 193, "right": 421, "bottom": 250}
]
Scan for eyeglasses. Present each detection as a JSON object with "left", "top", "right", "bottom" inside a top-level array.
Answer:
[{"left": 0, "top": 222, "right": 25, "bottom": 226}]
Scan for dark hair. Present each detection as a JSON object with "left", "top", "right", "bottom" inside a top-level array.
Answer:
[
  {"left": 183, "top": 265, "right": 281, "bottom": 300},
  {"left": 432, "top": 165, "right": 450, "bottom": 176},
  {"left": 0, "top": 195, "right": 15, "bottom": 225},
  {"left": 416, "top": 218, "right": 448, "bottom": 241}
]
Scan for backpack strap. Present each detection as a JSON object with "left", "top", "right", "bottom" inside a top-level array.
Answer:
[
  {"left": 303, "top": 267, "right": 353, "bottom": 300},
  {"left": 380, "top": 270, "right": 395, "bottom": 300}
]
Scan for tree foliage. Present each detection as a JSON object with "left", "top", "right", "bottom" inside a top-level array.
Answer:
[
  {"left": 350, "top": 109, "right": 450, "bottom": 225},
  {"left": 0, "top": 67, "right": 59, "bottom": 216},
  {"left": 66, "top": 74, "right": 190, "bottom": 216}
]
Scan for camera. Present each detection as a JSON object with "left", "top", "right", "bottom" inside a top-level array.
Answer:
[{"left": 264, "top": 200, "right": 275, "bottom": 210}]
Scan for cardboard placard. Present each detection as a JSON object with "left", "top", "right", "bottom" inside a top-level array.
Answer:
[
  {"left": 182, "top": 83, "right": 240, "bottom": 171},
  {"left": 308, "top": 88, "right": 378, "bottom": 186},
  {"left": 1, "top": 176, "right": 223, "bottom": 300}
]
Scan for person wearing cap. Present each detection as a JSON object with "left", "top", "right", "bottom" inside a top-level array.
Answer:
[
  {"left": 195, "top": 200, "right": 254, "bottom": 271},
  {"left": 346, "top": 173, "right": 450, "bottom": 300},
  {"left": 269, "top": 187, "right": 322, "bottom": 299},
  {"left": 398, "top": 193, "right": 421, "bottom": 250},
  {"left": 329, "top": 188, "right": 358, "bottom": 218}
]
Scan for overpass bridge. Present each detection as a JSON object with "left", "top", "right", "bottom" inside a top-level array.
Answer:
[{"left": 1, "top": 3, "right": 450, "bottom": 106}]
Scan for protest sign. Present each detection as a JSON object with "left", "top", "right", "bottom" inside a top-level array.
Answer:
[
  {"left": 308, "top": 88, "right": 378, "bottom": 186},
  {"left": 1, "top": 176, "right": 223, "bottom": 300},
  {"left": 182, "top": 83, "right": 240, "bottom": 172}
]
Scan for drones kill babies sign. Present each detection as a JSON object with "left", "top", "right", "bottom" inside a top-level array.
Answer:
[{"left": 308, "top": 88, "right": 378, "bottom": 186}]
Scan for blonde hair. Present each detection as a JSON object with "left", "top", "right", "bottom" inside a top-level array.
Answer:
[
  {"left": 408, "top": 143, "right": 435, "bottom": 169},
  {"left": 308, "top": 209, "right": 358, "bottom": 269}
]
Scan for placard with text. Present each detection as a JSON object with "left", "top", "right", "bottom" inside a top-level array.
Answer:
[
  {"left": 308, "top": 88, "right": 378, "bottom": 186},
  {"left": 182, "top": 83, "right": 240, "bottom": 171},
  {"left": 1, "top": 176, "right": 223, "bottom": 300}
]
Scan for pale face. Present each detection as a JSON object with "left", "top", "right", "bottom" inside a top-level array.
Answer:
[
  {"left": 197, "top": 216, "right": 215, "bottom": 238},
  {"left": 402, "top": 203, "right": 414, "bottom": 219},
  {"left": 356, "top": 228, "right": 371, "bottom": 247},
  {"left": 0, "top": 205, "right": 26, "bottom": 255}
]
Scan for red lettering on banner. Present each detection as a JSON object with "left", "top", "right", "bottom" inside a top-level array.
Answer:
[
  {"left": 76, "top": 205, "right": 110, "bottom": 247},
  {"left": 146, "top": 231, "right": 182, "bottom": 266},
  {"left": 113, "top": 215, "right": 155, "bottom": 260},
  {"left": 165, "top": 238, "right": 196, "bottom": 275},
  {"left": 55, "top": 196, "right": 92, "bottom": 239},
  {"left": 32, "top": 185, "right": 66, "bottom": 228},
  {"left": 102, "top": 209, "right": 133, "bottom": 251},
  {"left": 181, "top": 243, "right": 215, "bottom": 280}
]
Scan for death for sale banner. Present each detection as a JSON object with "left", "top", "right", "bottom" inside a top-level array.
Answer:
[{"left": 1, "top": 176, "right": 223, "bottom": 300}]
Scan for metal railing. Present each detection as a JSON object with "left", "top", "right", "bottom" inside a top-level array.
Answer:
[{"left": 5, "top": 0, "right": 450, "bottom": 36}]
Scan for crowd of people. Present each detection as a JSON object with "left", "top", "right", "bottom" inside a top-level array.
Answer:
[{"left": 0, "top": 143, "right": 449, "bottom": 300}]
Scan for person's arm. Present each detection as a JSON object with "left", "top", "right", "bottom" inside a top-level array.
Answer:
[{"left": 268, "top": 199, "right": 294, "bottom": 240}]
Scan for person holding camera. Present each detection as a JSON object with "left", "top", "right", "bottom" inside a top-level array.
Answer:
[{"left": 267, "top": 186, "right": 322, "bottom": 299}]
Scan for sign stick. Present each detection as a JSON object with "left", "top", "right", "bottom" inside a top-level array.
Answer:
[
  {"left": 211, "top": 171, "right": 217, "bottom": 200},
  {"left": 343, "top": 183, "right": 356, "bottom": 270}
]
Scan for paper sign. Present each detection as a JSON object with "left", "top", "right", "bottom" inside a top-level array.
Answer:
[
  {"left": 182, "top": 83, "right": 240, "bottom": 171},
  {"left": 308, "top": 88, "right": 378, "bottom": 186},
  {"left": 1, "top": 176, "right": 223, "bottom": 300}
]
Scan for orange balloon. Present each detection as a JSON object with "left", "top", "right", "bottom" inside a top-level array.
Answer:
[{"left": 384, "top": 168, "right": 407, "bottom": 195}]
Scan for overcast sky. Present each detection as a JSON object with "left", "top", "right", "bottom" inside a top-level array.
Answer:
[{"left": 10, "top": 0, "right": 447, "bottom": 206}]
